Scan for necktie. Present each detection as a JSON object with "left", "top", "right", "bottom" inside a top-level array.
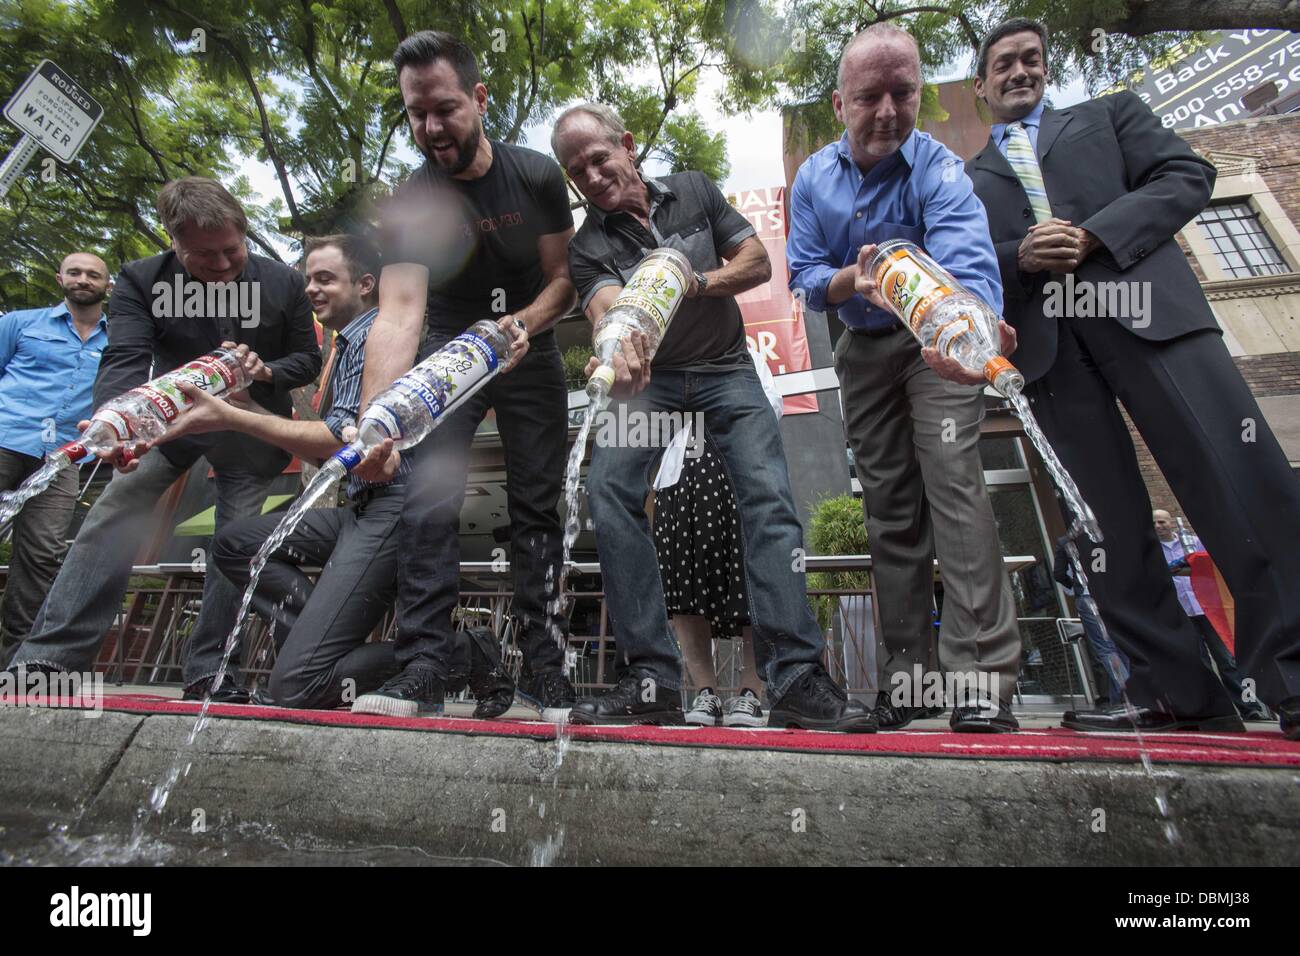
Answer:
[{"left": 1005, "top": 122, "right": 1052, "bottom": 223}]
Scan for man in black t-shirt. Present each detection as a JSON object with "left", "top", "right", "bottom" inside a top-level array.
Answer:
[
  {"left": 352, "top": 31, "right": 577, "bottom": 720},
  {"left": 552, "top": 103, "right": 875, "bottom": 732}
]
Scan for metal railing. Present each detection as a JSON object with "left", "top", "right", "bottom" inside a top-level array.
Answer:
[{"left": 7, "top": 553, "right": 1099, "bottom": 705}]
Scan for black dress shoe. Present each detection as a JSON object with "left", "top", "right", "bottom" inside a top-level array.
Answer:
[
  {"left": 182, "top": 675, "right": 251, "bottom": 704},
  {"left": 1278, "top": 696, "right": 1300, "bottom": 741},
  {"left": 768, "top": 667, "right": 877, "bottom": 733},
  {"left": 872, "top": 702, "right": 945, "bottom": 729},
  {"left": 950, "top": 702, "right": 1019, "bottom": 733},
  {"left": 1062, "top": 705, "right": 1245, "bottom": 733},
  {"left": 568, "top": 673, "right": 684, "bottom": 725}
]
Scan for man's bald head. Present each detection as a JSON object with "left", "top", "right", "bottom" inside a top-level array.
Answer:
[
  {"left": 57, "top": 252, "right": 110, "bottom": 307},
  {"left": 838, "top": 23, "right": 921, "bottom": 90},
  {"left": 833, "top": 23, "right": 923, "bottom": 171}
]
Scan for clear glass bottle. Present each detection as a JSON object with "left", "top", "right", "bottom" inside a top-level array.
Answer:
[
  {"left": 57, "top": 347, "right": 252, "bottom": 465},
  {"left": 2, "top": 348, "right": 252, "bottom": 529},
  {"left": 332, "top": 319, "right": 511, "bottom": 470},
  {"left": 869, "top": 239, "right": 1023, "bottom": 397},
  {"left": 586, "top": 247, "right": 693, "bottom": 410}
]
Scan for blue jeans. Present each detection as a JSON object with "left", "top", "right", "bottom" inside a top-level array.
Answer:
[
  {"left": 587, "top": 363, "right": 823, "bottom": 700},
  {"left": 1077, "top": 596, "right": 1129, "bottom": 701},
  {"left": 10, "top": 448, "right": 271, "bottom": 683}
]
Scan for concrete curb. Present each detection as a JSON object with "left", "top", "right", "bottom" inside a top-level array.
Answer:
[{"left": 1, "top": 707, "right": 1297, "bottom": 865}]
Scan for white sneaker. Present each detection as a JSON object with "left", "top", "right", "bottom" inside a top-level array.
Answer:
[
  {"left": 722, "top": 689, "right": 765, "bottom": 727},
  {"left": 685, "top": 688, "right": 724, "bottom": 726}
]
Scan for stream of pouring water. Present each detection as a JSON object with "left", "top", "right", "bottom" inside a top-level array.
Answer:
[
  {"left": 545, "top": 405, "right": 598, "bottom": 649},
  {"left": 1006, "top": 389, "right": 1180, "bottom": 844},
  {"left": 133, "top": 459, "right": 348, "bottom": 842},
  {"left": 0, "top": 460, "right": 67, "bottom": 531}
]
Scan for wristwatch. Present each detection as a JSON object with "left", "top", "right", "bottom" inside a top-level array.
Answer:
[{"left": 693, "top": 271, "right": 709, "bottom": 296}]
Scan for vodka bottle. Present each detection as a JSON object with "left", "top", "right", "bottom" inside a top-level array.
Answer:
[
  {"left": 869, "top": 239, "right": 1024, "bottom": 397},
  {"left": 54, "top": 347, "right": 252, "bottom": 467},
  {"left": 331, "top": 320, "right": 510, "bottom": 471},
  {"left": 1, "top": 348, "right": 252, "bottom": 529},
  {"left": 586, "top": 247, "right": 692, "bottom": 409}
]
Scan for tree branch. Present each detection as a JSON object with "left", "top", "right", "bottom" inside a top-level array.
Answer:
[{"left": 383, "top": 0, "right": 408, "bottom": 41}]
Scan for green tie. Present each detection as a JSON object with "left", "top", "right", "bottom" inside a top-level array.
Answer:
[{"left": 1006, "top": 122, "right": 1052, "bottom": 223}]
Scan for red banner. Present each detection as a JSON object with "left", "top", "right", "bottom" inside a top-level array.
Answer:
[
  {"left": 728, "top": 186, "right": 817, "bottom": 415},
  {"left": 1189, "top": 551, "right": 1236, "bottom": 655}
]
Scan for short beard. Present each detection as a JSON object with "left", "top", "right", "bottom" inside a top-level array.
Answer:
[
  {"left": 64, "top": 289, "right": 106, "bottom": 305},
  {"left": 423, "top": 122, "right": 483, "bottom": 176}
]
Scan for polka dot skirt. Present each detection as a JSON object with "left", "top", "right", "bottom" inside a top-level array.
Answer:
[{"left": 652, "top": 441, "right": 750, "bottom": 639}]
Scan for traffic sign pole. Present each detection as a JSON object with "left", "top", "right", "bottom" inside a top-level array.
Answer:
[{"left": 0, "top": 133, "right": 40, "bottom": 198}]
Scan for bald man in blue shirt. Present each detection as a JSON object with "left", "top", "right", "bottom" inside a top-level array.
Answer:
[
  {"left": 788, "top": 24, "right": 1022, "bottom": 733},
  {"left": 0, "top": 253, "right": 110, "bottom": 665}
]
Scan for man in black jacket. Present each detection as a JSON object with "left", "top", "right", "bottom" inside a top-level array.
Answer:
[
  {"left": 7, "top": 177, "right": 321, "bottom": 700},
  {"left": 967, "top": 18, "right": 1300, "bottom": 738}
]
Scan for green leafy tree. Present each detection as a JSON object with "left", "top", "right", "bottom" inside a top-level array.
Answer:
[{"left": 1, "top": 0, "right": 749, "bottom": 312}]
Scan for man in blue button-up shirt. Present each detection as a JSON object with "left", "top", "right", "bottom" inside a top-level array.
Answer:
[
  {"left": 787, "top": 24, "right": 1022, "bottom": 733},
  {"left": 0, "top": 253, "right": 110, "bottom": 665}
]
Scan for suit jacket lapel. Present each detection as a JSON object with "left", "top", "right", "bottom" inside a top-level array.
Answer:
[
  {"left": 970, "top": 139, "right": 1019, "bottom": 183},
  {"left": 1037, "top": 107, "right": 1072, "bottom": 161}
]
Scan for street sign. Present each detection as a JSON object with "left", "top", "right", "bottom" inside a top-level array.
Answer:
[{"left": 3, "top": 59, "right": 103, "bottom": 163}]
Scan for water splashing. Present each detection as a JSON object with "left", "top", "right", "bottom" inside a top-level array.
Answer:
[
  {"left": 134, "top": 458, "right": 347, "bottom": 836},
  {"left": 1006, "top": 386, "right": 1180, "bottom": 845}
]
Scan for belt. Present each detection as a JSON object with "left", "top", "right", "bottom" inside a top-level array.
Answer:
[
  {"left": 347, "top": 482, "right": 403, "bottom": 507},
  {"left": 850, "top": 320, "right": 904, "bottom": 339}
]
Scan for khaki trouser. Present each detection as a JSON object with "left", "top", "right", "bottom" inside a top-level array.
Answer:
[{"left": 834, "top": 326, "right": 1021, "bottom": 706}]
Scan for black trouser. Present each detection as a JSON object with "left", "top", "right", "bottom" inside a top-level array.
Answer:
[
  {"left": 1025, "top": 319, "right": 1300, "bottom": 715},
  {"left": 211, "top": 486, "right": 404, "bottom": 709},
  {"left": 1190, "top": 613, "right": 1267, "bottom": 718},
  {"left": 394, "top": 336, "right": 568, "bottom": 681}
]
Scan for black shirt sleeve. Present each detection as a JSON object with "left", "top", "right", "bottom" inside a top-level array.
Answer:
[
  {"left": 93, "top": 267, "right": 157, "bottom": 409},
  {"left": 531, "top": 153, "right": 576, "bottom": 235},
  {"left": 569, "top": 237, "right": 623, "bottom": 313},
  {"left": 263, "top": 268, "right": 322, "bottom": 391}
]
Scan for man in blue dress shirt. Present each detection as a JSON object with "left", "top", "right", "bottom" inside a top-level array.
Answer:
[
  {"left": 0, "top": 253, "right": 110, "bottom": 665},
  {"left": 787, "top": 23, "right": 1022, "bottom": 732}
]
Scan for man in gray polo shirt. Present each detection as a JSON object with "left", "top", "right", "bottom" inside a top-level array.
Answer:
[{"left": 552, "top": 103, "right": 874, "bottom": 732}]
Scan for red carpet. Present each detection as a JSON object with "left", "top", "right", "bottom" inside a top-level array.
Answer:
[{"left": 8, "top": 692, "right": 1297, "bottom": 769}]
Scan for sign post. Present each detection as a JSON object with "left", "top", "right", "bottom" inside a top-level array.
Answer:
[{"left": 1, "top": 59, "right": 104, "bottom": 197}]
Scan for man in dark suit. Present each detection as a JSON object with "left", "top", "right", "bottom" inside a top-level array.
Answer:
[
  {"left": 967, "top": 18, "right": 1300, "bottom": 739},
  {"left": 6, "top": 177, "right": 321, "bottom": 701}
]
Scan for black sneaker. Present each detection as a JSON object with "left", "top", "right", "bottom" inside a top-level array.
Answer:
[
  {"left": 517, "top": 669, "right": 576, "bottom": 722},
  {"left": 352, "top": 665, "right": 444, "bottom": 717},
  {"left": 568, "top": 673, "right": 685, "bottom": 725},
  {"left": 768, "top": 667, "right": 877, "bottom": 733},
  {"left": 182, "top": 674, "right": 251, "bottom": 704},
  {"left": 465, "top": 627, "right": 517, "bottom": 719},
  {"left": 871, "top": 701, "right": 945, "bottom": 730},
  {"left": 685, "top": 687, "right": 724, "bottom": 726}
]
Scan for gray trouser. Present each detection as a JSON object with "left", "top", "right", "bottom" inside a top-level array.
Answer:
[
  {"left": 9, "top": 448, "right": 271, "bottom": 682},
  {"left": 835, "top": 326, "right": 1021, "bottom": 705},
  {"left": 0, "top": 448, "right": 79, "bottom": 664}
]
